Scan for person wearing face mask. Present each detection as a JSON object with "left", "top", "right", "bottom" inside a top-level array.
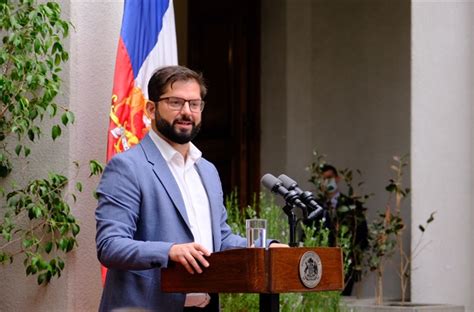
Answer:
[
  {"left": 319, "top": 164, "right": 369, "bottom": 296},
  {"left": 95, "top": 66, "right": 287, "bottom": 312},
  {"left": 321, "top": 165, "right": 341, "bottom": 209}
]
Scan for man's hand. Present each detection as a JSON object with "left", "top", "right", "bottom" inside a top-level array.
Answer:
[
  {"left": 169, "top": 243, "right": 211, "bottom": 274},
  {"left": 269, "top": 242, "right": 290, "bottom": 248}
]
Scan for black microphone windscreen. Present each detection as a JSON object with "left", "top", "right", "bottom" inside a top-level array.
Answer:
[
  {"left": 278, "top": 174, "right": 297, "bottom": 189},
  {"left": 260, "top": 173, "right": 280, "bottom": 191},
  {"left": 260, "top": 173, "right": 281, "bottom": 191}
]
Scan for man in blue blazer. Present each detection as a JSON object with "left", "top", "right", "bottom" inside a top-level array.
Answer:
[{"left": 96, "top": 66, "right": 283, "bottom": 311}]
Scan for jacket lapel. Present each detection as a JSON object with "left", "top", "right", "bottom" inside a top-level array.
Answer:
[{"left": 139, "top": 135, "right": 192, "bottom": 231}]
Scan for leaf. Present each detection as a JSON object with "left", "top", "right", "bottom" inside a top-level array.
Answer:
[
  {"left": 394, "top": 223, "right": 404, "bottom": 231},
  {"left": 31, "top": 206, "right": 43, "bottom": 218},
  {"left": 72, "top": 224, "right": 80, "bottom": 236},
  {"left": 28, "top": 129, "right": 35, "bottom": 141},
  {"left": 45, "top": 242, "right": 53, "bottom": 254},
  {"left": 58, "top": 225, "right": 67, "bottom": 236},
  {"left": 427, "top": 212, "right": 436, "bottom": 223},
  {"left": 34, "top": 38, "right": 42, "bottom": 53},
  {"left": 51, "top": 125, "right": 61, "bottom": 140},
  {"left": 66, "top": 238, "right": 75, "bottom": 252},
  {"left": 61, "top": 51, "right": 69, "bottom": 62},
  {"left": 58, "top": 259, "right": 65, "bottom": 270},
  {"left": 385, "top": 184, "right": 396, "bottom": 192},
  {"left": 58, "top": 238, "right": 68, "bottom": 251},
  {"left": 61, "top": 112, "right": 68, "bottom": 126},
  {"left": 19, "top": 97, "right": 29, "bottom": 108},
  {"left": 23, "top": 239, "right": 33, "bottom": 248},
  {"left": 15, "top": 145, "right": 22, "bottom": 156},
  {"left": 75, "top": 182, "right": 82, "bottom": 192},
  {"left": 52, "top": 42, "right": 62, "bottom": 53},
  {"left": 26, "top": 265, "right": 34, "bottom": 276},
  {"left": 37, "top": 273, "right": 46, "bottom": 285},
  {"left": 37, "top": 259, "right": 48, "bottom": 270},
  {"left": 66, "top": 111, "right": 74, "bottom": 124},
  {"left": 47, "top": 103, "right": 58, "bottom": 116},
  {"left": 337, "top": 205, "right": 350, "bottom": 213},
  {"left": 54, "top": 54, "right": 61, "bottom": 66},
  {"left": 89, "top": 160, "right": 104, "bottom": 177}
]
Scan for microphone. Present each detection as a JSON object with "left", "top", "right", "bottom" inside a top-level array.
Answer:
[
  {"left": 278, "top": 174, "right": 325, "bottom": 221},
  {"left": 260, "top": 174, "right": 308, "bottom": 214}
]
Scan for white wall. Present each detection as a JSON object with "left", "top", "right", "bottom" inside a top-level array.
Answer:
[{"left": 411, "top": 1, "right": 473, "bottom": 310}]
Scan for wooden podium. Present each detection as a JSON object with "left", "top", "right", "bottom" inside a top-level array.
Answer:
[{"left": 162, "top": 247, "right": 344, "bottom": 311}]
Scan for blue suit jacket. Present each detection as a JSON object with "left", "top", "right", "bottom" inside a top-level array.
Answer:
[{"left": 95, "top": 134, "right": 247, "bottom": 311}]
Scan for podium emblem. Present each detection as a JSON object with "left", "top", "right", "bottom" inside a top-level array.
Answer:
[{"left": 299, "top": 251, "right": 322, "bottom": 288}]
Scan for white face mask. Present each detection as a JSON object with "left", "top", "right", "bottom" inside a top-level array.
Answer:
[{"left": 324, "top": 178, "right": 337, "bottom": 192}]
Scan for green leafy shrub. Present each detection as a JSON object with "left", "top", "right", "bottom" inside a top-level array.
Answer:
[{"left": 0, "top": 0, "right": 104, "bottom": 285}]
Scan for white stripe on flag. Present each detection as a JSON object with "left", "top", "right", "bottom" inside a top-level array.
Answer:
[{"left": 135, "top": 0, "right": 178, "bottom": 99}]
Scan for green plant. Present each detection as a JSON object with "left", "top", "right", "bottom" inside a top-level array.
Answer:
[
  {"left": 307, "top": 150, "right": 372, "bottom": 293},
  {"left": 221, "top": 190, "right": 347, "bottom": 312},
  {"left": 366, "top": 205, "right": 400, "bottom": 304},
  {"left": 366, "top": 155, "right": 434, "bottom": 304},
  {"left": 0, "top": 162, "right": 103, "bottom": 285},
  {"left": 0, "top": 0, "right": 103, "bottom": 285}
]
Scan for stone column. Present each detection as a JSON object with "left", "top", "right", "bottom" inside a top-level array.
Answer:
[
  {"left": 411, "top": 1, "right": 473, "bottom": 309},
  {"left": 66, "top": 1, "right": 124, "bottom": 310}
]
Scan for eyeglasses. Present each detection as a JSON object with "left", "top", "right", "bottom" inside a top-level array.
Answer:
[{"left": 157, "top": 97, "right": 205, "bottom": 113}]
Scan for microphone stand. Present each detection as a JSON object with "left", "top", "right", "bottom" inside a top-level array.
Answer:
[{"left": 282, "top": 204, "right": 298, "bottom": 247}]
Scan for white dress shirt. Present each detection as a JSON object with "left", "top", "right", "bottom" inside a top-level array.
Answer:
[
  {"left": 149, "top": 130, "right": 213, "bottom": 307},
  {"left": 149, "top": 130, "right": 213, "bottom": 252}
]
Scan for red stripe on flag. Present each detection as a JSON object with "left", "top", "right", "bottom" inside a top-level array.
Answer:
[
  {"left": 107, "top": 37, "right": 142, "bottom": 161},
  {"left": 111, "top": 37, "right": 134, "bottom": 105},
  {"left": 103, "top": 37, "right": 136, "bottom": 285}
]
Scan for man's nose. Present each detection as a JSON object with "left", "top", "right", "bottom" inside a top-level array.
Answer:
[{"left": 180, "top": 101, "right": 192, "bottom": 114}]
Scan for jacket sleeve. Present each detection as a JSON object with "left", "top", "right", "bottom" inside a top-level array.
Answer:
[
  {"left": 95, "top": 155, "right": 173, "bottom": 270},
  {"left": 218, "top": 201, "right": 248, "bottom": 251}
]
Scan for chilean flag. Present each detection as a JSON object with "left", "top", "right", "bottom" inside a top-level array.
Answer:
[
  {"left": 103, "top": 0, "right": 177, "bottom": 282},
  {"left": 107, "top": 0, "right": 178, "bottom": 161}
]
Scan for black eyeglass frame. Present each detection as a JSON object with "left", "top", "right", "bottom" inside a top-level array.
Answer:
[{"left": 156, "top": 96, "right": 205, "bottom": 113}]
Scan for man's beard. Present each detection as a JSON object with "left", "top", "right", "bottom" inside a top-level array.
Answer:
[{"left": 155, "top": 113, "right": 201, "bottom": 144}]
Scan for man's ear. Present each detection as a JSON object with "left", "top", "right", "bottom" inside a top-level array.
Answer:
[{"left": 145, "top": 101, "right": 156, "bottom": 120}]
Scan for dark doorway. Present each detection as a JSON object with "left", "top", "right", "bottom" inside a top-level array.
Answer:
[{"left": 182, "top": 0, "right": 261, "bottom": 206}]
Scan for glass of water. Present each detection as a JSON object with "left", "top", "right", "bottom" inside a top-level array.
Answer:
[{"left": 246, "top": 219, "right": 267, "bottom": 248}]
